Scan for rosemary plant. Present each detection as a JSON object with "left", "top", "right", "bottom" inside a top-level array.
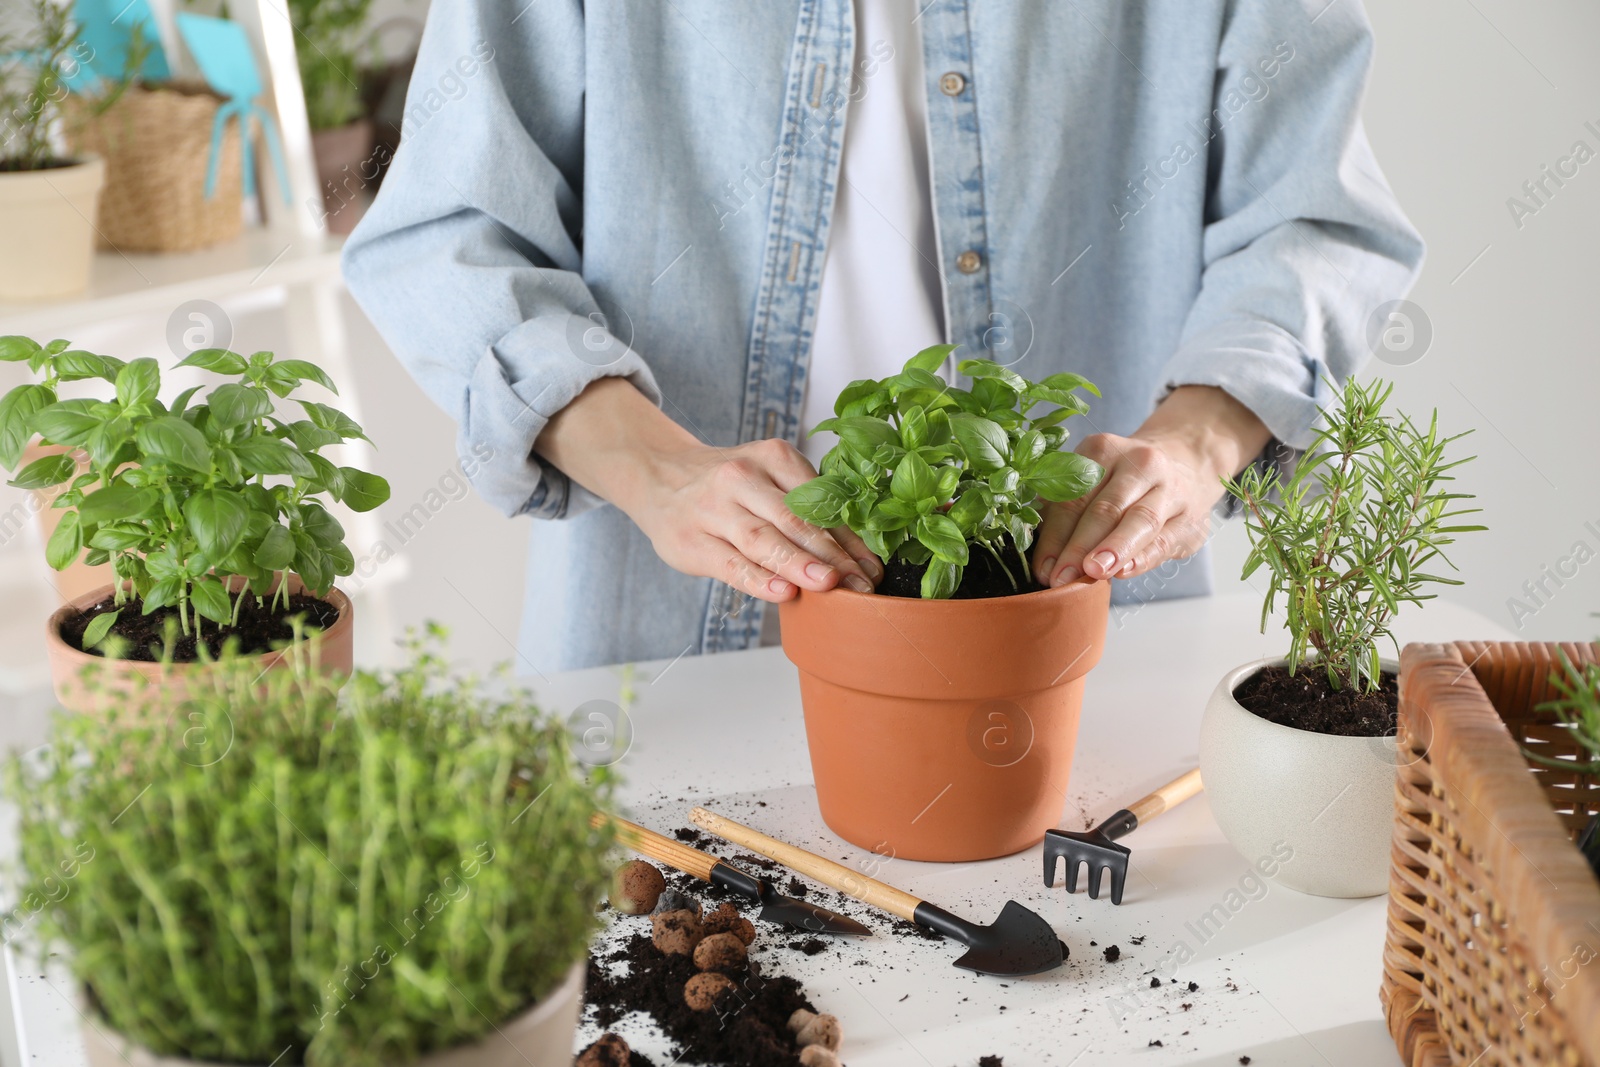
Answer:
[
  {"left": 1225, "top": 377, "right": 1484, "bottom": 692},
  {"left": 4, "top": 628, "right": 614, "bottom": 1066}
]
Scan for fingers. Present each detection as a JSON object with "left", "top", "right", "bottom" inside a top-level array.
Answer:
[
  {"left": 828, "top": 524, "right": 885, "bottom": 586},
  {"left": 1047, "top": 463, "right": 1155, "bottom": 585},
  {"left": 1033, "top": 501, "right": 1084, "bottom": 586},
  {"left": 703, "top": 535, "right": 796, "bottom": 604}
]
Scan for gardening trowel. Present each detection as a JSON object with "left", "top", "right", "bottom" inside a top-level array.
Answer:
[
  {"left": 1042, "top": 767, "right": 1204, "bottom": 904},
  {"left": 595, "top": 812, "right": 871, "bottom": 937},
  {"left": 689, "top": 806, "right": 1065, "bottom": 977}
]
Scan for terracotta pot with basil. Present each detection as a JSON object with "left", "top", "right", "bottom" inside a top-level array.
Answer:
[
  {"left": 1200, "top": 378, "right": 1484, "bottom": 898},
  {"left": 0, "top": 336, "right": 390, "bottom": 712},
  {"left": 780, "top": 346, "right": 1110, "bottom": 862}
]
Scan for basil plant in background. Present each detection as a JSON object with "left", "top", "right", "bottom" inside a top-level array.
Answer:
[
  {"left": 0, "top": 336, "right": 391, "bottom": 643},
  {"left": 785, "top": 344, "right": 1104, "bottom": 599},
  {"left": 1225, "top": 377, "right": 1484, "bottom": 693}
]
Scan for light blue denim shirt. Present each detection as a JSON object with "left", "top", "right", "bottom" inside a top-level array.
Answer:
[{"left": 343, "top": 0, "right": 1423, "bottom": 672}]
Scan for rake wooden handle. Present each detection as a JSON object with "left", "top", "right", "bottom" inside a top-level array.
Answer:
[
  {"left": 690, "top": 806, "right": 922, "bottom": 922},
  {"left": 592, "top": 811, "right": 718, "bottom": 881},
  {"left": 1126, "top": 768, "right": 1204, "bottom": 825}
]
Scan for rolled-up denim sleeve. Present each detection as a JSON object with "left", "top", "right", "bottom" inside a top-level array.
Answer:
[
  {"left": 1157, "top": 0, "right": 1425, "bottom": 457},
  {"left": 342, "top": 0, "right": 659, "bottom": 520}
]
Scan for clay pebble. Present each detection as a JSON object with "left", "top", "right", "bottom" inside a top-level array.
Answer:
[
  {"left": 612, "top": 860, "right": 666, "bottom": 915},
  {"left": 693, "top": 931, "right": 748, "bottom": 973},
  {"left": 684, "top": 971, "right": 735, "bottom": 1012},
  {"left": 651, "top": 909, "right": 704, "bottom": 956},
  {"left": 574, "top": 1032, "right": 631, "bottom": 1067}
]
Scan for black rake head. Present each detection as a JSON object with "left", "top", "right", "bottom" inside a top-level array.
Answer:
[{"left": 1043, "top": 827, "right": 1132, "bottom": 904}]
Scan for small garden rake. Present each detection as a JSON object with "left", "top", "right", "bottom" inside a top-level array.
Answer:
[{"left": 1043, "top": 767, "right": 1203, "bottom": 904}]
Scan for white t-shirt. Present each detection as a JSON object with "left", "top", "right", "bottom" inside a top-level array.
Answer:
[{"left": 798, "top": 0, "right": 946, "bottom": 468}]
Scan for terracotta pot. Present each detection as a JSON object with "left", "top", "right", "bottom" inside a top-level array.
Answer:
[
  {"left": 81, "top": 960, "right": 586, "bottom": 1066},
  {"left": 45, "top": 574, "right": 354, "bottom": 714},
  {"left": 0, "top": 156, "right": 105, "bottom": 300},
  {"left": 1198, "top": 656, "right": 1400, "bottom": 898},
  {"left": 780, "top": 578, "right": 1111, "bottom": 862},
  {"left": 312, "top": 118, "right": 376, "bottom": 235}
]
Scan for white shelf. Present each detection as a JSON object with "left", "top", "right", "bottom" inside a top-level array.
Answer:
[{"left": 0, "top": 229, "right": 344, "bottom": 338}]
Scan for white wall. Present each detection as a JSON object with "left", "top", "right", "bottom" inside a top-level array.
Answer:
[{"left": 1211, "top": 0, "right": 1600, "bottom": 644}]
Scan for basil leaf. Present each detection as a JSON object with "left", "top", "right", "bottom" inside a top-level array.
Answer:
[
  {"left": 81, "top": 610, "right": 119, "bottom": 648},
  {"left": 920, "top": 559, "right": 961, "bottom": 599},
  {"left": 44, "top": 510, "right": 81, "bottom": 570},
  {"left": 78, "top": 485, "right": 159, "bottom": 525},
  {"left": 339, "top": 468, "right": 391, "bottom": 512},
  {"left": 115, "top": 358, "right": 160, "bottom": 410},
  {"left": 208, "top": 383, "right": 273, "bottom": 427},
  {"left": 184, "top": 489, "right": 251, "bottom": 561},
  {"left": 189, "top": 577, "right": 233, "bottom": 625},
  {"left": 903, "top": 342, "right": 958, "bottom": 375},
  {"left": 949, "top": 413, "right": 1009, "bottom": 472},
  {"left": 916, "top": 512, "right": 969, "bottom": 565},
  {"left": 785, "top": 475, "right": 852, "bottom": 527},
  {"left": 1024, "top": 451, "right": 1104, "bottom": 501},
  {"left": 176, "top": 347, "right": 249, "bottom": 375},
  {"left": 137, "top": 416, "right": 212, "bottom": 472},
  {"left": 0, "top": 336, "right": 42, "bottom": 363},
  {"left": 8, "top": 452, "right": 75, "bottom": 490},
  {"left": 890, "top": 451, "right": 937, "bottom": 503},
  {"left": 833, "top": 416, "right": 900, "bottom": 457}
]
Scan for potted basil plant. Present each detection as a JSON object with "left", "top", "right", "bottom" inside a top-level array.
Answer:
[
  {"left": 781, "top": 344, "right": 1110, "bottom": 862},
  {"left": 0, "top": 0, "right": 107, "bottom": 299},
  {"left": 4, "top": 629, "right": 614, "bottom": 1066},
  {"left": 1202, "top": 377, "right": 1484, "bottom": 897},
  {"left": 0, "top": 335, "right": 390, "bottom": 711}
]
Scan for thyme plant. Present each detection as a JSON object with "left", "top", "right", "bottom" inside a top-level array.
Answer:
[
  {"left": 4, "top": 628, "right": 614, "bottom": 1066},
  {"left": 0, "top": 0, "right": 84, "bottom": 170},
  {"left": 1225, "top": 377, "right": 1484, "bottom": 692},
  {"left": 785, "top": 344, "right": 1103, "bottom": 598},
  {"left": 0, "top": 337, "right": 390, "bottom": 646}
]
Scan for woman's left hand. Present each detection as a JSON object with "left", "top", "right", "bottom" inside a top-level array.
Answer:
[{"left": 1031, "top": 385, "right": 1273, "bottom": 587}]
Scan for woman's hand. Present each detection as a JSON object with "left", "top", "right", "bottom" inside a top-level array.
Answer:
[
  {"left": 535, "top": 378, "right": 880, "bottom": 603},
  {"left": 1033, "top": 386, "right": 1273, "bottom": 587}
]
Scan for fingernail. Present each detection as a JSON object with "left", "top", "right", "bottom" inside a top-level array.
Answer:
[
  {"left": 844, "top": 574, "right": 873, "bottom": 594},
  {"left": 1038, "top": 556, "right": 1057, "bottom": 583},
  {"left": 855, "top": 557, "right": 884, "bottom": 580},
  {"left": 1090, "top": 550, "right": 1117, "bottom": 575},
  {"left": 768, "top": 577, "right": 794, "bottom": 596},
  {"left": 804, "top": 562, "right": 835, "bottom": 584},
  {"left": 1051, "top": 565, "right": 1079, "bottom": 588}
]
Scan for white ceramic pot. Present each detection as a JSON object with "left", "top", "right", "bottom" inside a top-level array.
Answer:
[
  {"left": 0, "top": 156, "right": 105, "bottom": 300},
  {"left": 1199, "top": 656, "right": 1400, "bottom": 898},
  {"left": 81, "top": 960, "right": 585, "bottom": 1067}
]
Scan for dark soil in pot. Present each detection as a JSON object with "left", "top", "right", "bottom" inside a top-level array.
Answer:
[
  {"left": 1234, "top": 666, "right": 1398, "bottom": 737},
  {"left": 60, "top": 592, "right": 341, "bottom": 662},
  {"left": 878, "top": 534, "right": 1045, "bottom": 599}
]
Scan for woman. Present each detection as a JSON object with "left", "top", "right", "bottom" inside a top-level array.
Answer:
[{"left": 344, "top": 0, "right": 1422, "bottom": 671}]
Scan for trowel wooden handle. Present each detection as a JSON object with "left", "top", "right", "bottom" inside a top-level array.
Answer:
[
  {"left": 1126, "top": 768, "right": 1204, "bottom": 825},
  {"left": 690, "top": 806, "right": 922, "bottom": 922},
  {"left": 593, "top": 811, "right": 718, "bottom": 881}
]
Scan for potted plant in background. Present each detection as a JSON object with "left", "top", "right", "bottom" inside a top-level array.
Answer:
[
  {"left": 62, "top": 4, "right": 244, "bottom": 253},
  {"left": 287, "top": 0, "right": 377, "bottom": 234},
  {"left": 0, "top": 334, "right": 390, "bottom": 710},
  {"left": 1200, "top": 377, "right": 1483, "bottom": 897},
  {"left": 0, "top": 0, "right": 106, "bottom": 300},
  {"left": 4, "top": 629, "right": 614, "bottom": 1066},
  {"left": 781, "top": 344, "right": 1110, "bottom": 862}
]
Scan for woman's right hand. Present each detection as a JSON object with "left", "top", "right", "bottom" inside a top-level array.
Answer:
[{"left": 534, "top": 378, "right": 880, "bottom": 603}]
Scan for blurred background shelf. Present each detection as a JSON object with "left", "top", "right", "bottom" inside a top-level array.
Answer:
[{"left": 0, "top": 231, "right": 344, "bottom": 339}]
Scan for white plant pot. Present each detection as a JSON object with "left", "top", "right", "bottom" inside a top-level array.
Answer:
[
  {"left": 0, "top": 156, "right": 105, "bottom": 301},
  {"left": 1198, "top": 656, "right": 1400, "bottom": 898},
  {"left": 81, "top": 959, "right": 585, "bottom": 1067}
]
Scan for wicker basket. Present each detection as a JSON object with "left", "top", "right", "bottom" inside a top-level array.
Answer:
[
  {"left": 1384, "top": 641, "right": 1600, "bottom": 1067},
  {"left": 66, "top": 83, "right": 242, "bottom": 253}
]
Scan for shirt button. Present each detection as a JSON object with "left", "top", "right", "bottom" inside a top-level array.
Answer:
[
  {"left": 939, "top": 71, "right": 966, "bottom": 96},
  {"left": 956, "top": 249, "right": 983, "bottom": 274}
]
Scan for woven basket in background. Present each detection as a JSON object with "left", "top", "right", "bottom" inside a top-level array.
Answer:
[
  {"left": 1384, "top": 641, "right": 1600, "bottom": 1067},
  {"left": 67, "top": 83, "right": 242, "bottom": 254}
]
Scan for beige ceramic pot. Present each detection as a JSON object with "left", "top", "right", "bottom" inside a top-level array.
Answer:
[
  {"left": 81, "top": 960, "right": 586, "bottom": 1066},
  {"left": 45, "top": 574, "right": 354, "bottom": 714},
  {"left": 1198, "top": 656, "right": 1401, "bottom": 898},
  {"left": 0, "top": 157, "right": 105, "bottom": 300},
  {"left": 780, "top": 577, "right": 1111, "bottom": 862}
]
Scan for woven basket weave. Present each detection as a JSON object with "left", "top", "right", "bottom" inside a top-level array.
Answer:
[
  {"left": 1384, "top": 641, "right": 1600, "bottom": 1067},
  {"left": 66, "top": 84, "right": 242, "bottom": 253}
]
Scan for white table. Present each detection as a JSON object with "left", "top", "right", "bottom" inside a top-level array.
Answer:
[{"left": 4, "top": 592, "right": 1515, "bottom": 1066}]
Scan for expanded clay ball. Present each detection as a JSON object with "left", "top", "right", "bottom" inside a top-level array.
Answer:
[
  {"left": 796, "top": 1012, "right": 842, "bottom": 1051},
  {"left": 575, "top": 1033, "right": 631, "bottom": 1067},
  {"left": 612, "top": 860, "right": 666, "bottom": 915},
  {"left": 702, "top": 902, "right": 757, "bottom": 945},
  {"left": 651, "top": 909, "right": 704, "bottom": 956},
  {"left": 693, "top": 931, "right": 748, "bottom": 973},
  {"left": 684, "top": 971, "right": 734, "bottom": 1011},
  {"left": 799, "top": 1048, "right": 841, "bottom": 1067},
  {"left": 788, "top": 1008, "right": 817, "bottom": 1034}
]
